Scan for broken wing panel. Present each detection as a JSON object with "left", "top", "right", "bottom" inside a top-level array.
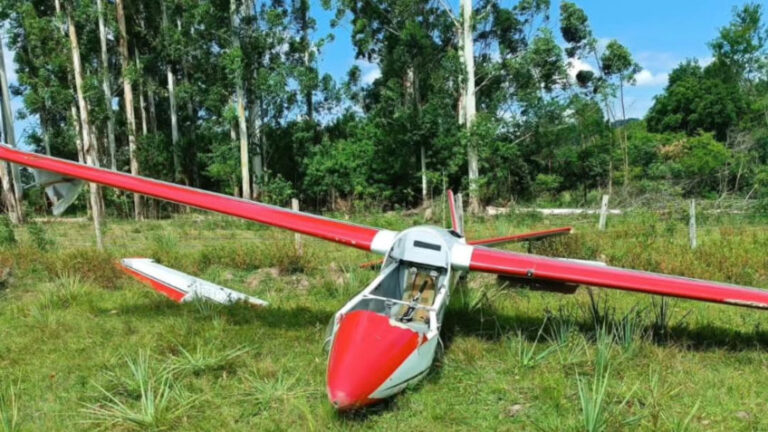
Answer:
[
  {"left": 0, "top": 145, "right": 392, "bottom": 252},
  {"left": 468, "top": 227, "right": 573, "bottom": 246},
  {"left": 469, "top": 247, "right": 768, "bottom": 309},
  {"left": 120, "top": 258, "right": 268, "bottom": 306}
]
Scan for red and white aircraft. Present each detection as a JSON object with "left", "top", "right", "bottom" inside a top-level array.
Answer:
[{"left": 2, "top": 144, "right": 768, "bottom": 410}]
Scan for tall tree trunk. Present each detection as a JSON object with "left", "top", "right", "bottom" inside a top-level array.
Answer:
[
  {"left": 40, "top": 115, "right": 51, "bottom": 155},
  {"left": 97, "top": 0, "right": 116, "bottom": 171},
  {"left": 0, "top": 34, "right": 23, "bottom": 223},
  {"left": 249, "top": 98, "right": 264, "bottom": 196},
  {"left": 460, "top": 0, "right": 479, "bottom": 214},
  {"left": 135, "top": 49, "right": 148, "bottom": 136},
  {"left": 620, "top": 81, "right": 629, "bottom": 193},
  {"left": 116, "top": 0, "right": 142, "bottom": 220},
  {"left": 231, "top": 0, "right": 251, "bottom": 200},
  {"left": 162, "top": 3, "right": 181, "bottom": 183},
  {"left": 70, "top": 104, "right": 85, "bottom": 164},
  {"left": 0, "top": 115, "right": 20, "bottom": 224},
  {"left": 299, "top": 0, "right": 313, "bottom": 121},
  {"left": 147, "top": 83, "right": 157, "bottom": 133},
  {"left": 66, "top": 4, "right": 104, "bottom": 249}
]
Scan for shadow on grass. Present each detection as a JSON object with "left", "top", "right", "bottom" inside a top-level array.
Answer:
[
  {"left": 442, "top": 285, "right": 768, "bottom": 353},
  {"left": 95, "top": 299, "right": 336, "bottom": 330}
]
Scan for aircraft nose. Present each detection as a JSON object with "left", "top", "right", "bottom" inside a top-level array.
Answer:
[{"left": 326, "top": 310, "right": 420, "bottom": 410}]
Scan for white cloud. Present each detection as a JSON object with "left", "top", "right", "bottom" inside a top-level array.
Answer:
[
  {"left": 354, "top": 59, "right": 381, "bottom": 85},
  {"left": 633, "top": 69, "right": 668, "bottom": 87},
  {"left": 635, "top": 51, "right": 681, "bottom": 72},
  {"left": 362, "top": 67, "right": 381, "bottom": 84},
  {"left": 566, "top": 57, "right": 594, "bottom": 82}
]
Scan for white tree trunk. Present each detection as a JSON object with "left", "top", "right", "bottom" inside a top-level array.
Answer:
[
  {"left": 116, "top": 0, "right": 142, "bottom": 220},
  {"left": 461, "top": 0, "right": 479, "bottom": 214},
  {"left": 421, "top": 145, "right": 428, "bottom": 204},
  {"left": 0, "top": 35, "right": 23, "bottom": 221},
  {"left": 70, "top": 104, "right": 85, "bottom": 164},
  {"left": 0, "top": 95, "right": 19, "bottom": 224},
  {"left": 66, "top": 5, "right": 104, "bottom": 249},
  {"left": 135, "top": 50, "right": 148, "bottom": 136},
  {"left": 162, "top": 3, "right": 180, "bottom": 182},
  {"left": 231, "top": 0, "right": 251, "bottom": 200},
  {"left": 97, "top": 0, "right": 116, "bottom": 171}
]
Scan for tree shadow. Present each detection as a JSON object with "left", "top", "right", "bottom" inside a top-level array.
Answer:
[{"left": 95, "top": 298, "right": 337, "bottom": 330}]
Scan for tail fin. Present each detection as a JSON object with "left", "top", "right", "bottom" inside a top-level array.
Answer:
[
  {"left": 447, "top": 189, "right": 464, "bottom": 236},
  {"left": 32, "top": 169, "right": 84, "bottom": 216}
]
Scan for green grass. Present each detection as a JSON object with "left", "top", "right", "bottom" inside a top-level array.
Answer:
[{"left": 2, "top": 209, "right": 768, "bottom": 430}]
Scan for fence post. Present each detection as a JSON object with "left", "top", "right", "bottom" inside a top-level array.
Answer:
[
  {"left": 689, "top": 199, "right": 697, "bottom": 249},
  {"left": 598, "top": 194, "right": 610, "bottom": 231},
  {"left": 291, "top": 198, "right": 303, "bottom": 255}
]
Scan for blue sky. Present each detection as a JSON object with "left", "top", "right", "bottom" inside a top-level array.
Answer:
[
  {"left": 2, "top": 0, "right": 756, "bottom": 143},
  {"left": 313, "top": 0, "right": 754, "bottom": 119}
]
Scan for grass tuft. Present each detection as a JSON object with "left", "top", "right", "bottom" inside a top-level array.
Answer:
[
  {"left": 0, "top": 383, "right": 20, "bottom": 432},
  {"left": 166, "top": 344, "right": 249, "bottom": 376},
  {"left": 0, "top": 216, "right": 16, "bottom": 247},
  {"left": 83, "top": 351, "right": 196, "bottom": 430}
]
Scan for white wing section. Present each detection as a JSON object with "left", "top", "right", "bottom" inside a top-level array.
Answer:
[{"left": 121, "top": 258, "right": 267, "bottom": 306}]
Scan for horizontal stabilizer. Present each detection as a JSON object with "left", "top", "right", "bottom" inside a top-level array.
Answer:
[
  {"left": 468, "top": 227, "right": 572, "bottom": 246},
  {"left": 120, "top": 258, "right": 267, "bottom": 306},
  {"left": 32, "top": 169, "right": 84, "bottom": 216}
]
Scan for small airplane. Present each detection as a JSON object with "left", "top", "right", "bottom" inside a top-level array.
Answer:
[{"left": 2, "top": 143, "right": 768, "bottom": 410}]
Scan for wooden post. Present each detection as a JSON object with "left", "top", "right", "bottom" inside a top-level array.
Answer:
[
  {"left": 689, "top": 199, "right": 697, "bottom": 249},
  {"left": 598, "top": 194, "right": 610, "bottom": 231},
  {"left": 292, "top": 198, "right": 302, "bottom": 255}
]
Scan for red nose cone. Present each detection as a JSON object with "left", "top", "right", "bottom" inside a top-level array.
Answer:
[{"left": 326, "top": 310, "right": 420, "bottom": 410}]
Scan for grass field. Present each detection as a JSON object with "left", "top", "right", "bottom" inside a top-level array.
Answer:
[{"left": 2, "top": 206, "right": 768, "bottom": 431}]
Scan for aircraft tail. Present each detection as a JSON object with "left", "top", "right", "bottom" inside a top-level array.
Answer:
[
  {"left": 32, "top": 169, "right": 84, "bottom": 216},
  {"left": 446, "top": 190, "right": 464, "bottom": 236}
]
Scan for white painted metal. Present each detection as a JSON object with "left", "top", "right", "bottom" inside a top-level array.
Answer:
[
  {"left": 121, "top": 258, "right": 267, "bottom": 306},
  {"left": 33, "top": 170, "right": 84, "bottom": 216},
  {"left": 370, "top": 229, "right": 398, "bottom": 255},
  {"left": 369, "top": 335, "right": 439, "bottom": 399},
  {"left": 450, "top": 243, "right": 474, "bottom": 270}
]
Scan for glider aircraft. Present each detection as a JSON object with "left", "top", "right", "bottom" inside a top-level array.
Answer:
[{"left": 2, "top": 143, "right": 768, "bottom": 410}]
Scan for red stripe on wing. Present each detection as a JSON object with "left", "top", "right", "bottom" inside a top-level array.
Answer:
[
  {"left": 0, "top": 145, "right": 380, "bottom": 251},
  {"left": 469, "top": 247, "right": 768, "bottom": 309},
  {"left": 468, "top": 226, "right": 573, "bottom": 246},
  {"left": 120, "top": 265, "right": 187, "bottom": 303}
]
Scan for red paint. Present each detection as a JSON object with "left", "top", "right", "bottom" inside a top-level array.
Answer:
[
  {"left": 470, "top": 247, "right": 768, "bottom": 309},
  {"left": 0, "top": 146, "right": 379, "bottom": 251},
  {"left": 326, "top": 310, "right": 419, "bottom": 409},
  {"left": 468, "top": 226, "right": 573, "bottom": 246},
  {"left": 447, "top": 189, "right": 459, "bottom": 233},
  {"left": 120, "top": 265, "right": 187, "bottom": 302}
]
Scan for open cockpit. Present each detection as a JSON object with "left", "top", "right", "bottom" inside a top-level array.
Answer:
[{"left": 329, "top": 226, "right": 460, "bottom": 342}]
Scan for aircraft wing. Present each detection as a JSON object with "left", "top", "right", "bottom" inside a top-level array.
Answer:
[
  {"left": 0, "top": 145, "right": 396, "bottom": 254},
  {"left": 468, "top": 227, "right": 573, "bottom": 246},
  {"left": 468, "top": 246, "right": 768, "bottom": 309}
]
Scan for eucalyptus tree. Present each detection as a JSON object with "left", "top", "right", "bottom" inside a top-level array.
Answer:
[
  {"left": 0, "top": 33, "right": 23, "bottom": 223},
  {"left": 64, "top": 0, "right": 103, "bottom": 248}
]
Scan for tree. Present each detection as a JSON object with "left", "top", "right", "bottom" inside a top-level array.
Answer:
[
  {"left": 0, "top": 33, "right": 22, "bottom": 223},
  {"left": 65, "top": 0, "right": 103, "bottom": 248},
  {"left": 116, "top": 0, "right": 142, "bottom": 219},
  {"left": 96, "top": 0, "right": 116, "bottom": 170}
]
